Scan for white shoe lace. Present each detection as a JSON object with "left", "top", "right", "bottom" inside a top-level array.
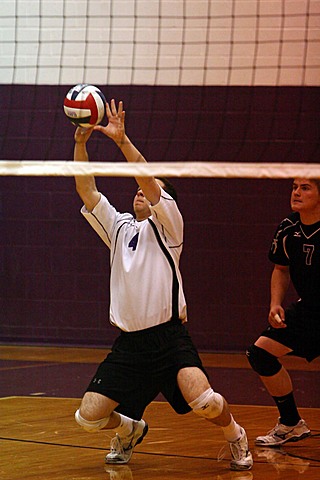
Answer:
[
  {"left": 109, "top": 434, "right": 125, "bottom": 456},
  {"left": 229, "top": 439, "right": 245, "bottom": 460},
  {"left": 217, "top": 440, "right": 248, "bottom": 463}
]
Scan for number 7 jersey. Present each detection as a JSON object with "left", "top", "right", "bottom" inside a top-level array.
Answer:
[{"left": 269, "top": 211, "right": 320, "bottom": 309}]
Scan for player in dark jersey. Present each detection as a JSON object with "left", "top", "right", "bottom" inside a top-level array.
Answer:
[{"left": 247, "top": 177, "right": 320, "bottom": 446}]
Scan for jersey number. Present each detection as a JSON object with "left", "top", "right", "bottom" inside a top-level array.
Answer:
[{"left": 303, "top": 244, "right": 314, "bottom": 266}]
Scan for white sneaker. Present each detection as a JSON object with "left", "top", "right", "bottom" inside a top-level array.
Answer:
[
  {"left": 255, "top": 418, "right": 311, "bottom": 447},
  {"left": 229, "top": 428, "right": 253, "bottom": 471},
  {"left": 105, "top": 419, "right": 148, "bottom": 464}
]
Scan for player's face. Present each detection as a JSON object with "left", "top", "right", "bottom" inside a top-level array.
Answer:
[
  {"left": 133, "top": 188, "right": 152, "bottom": 220},
  {"left": 291, "top": 178, "right": 320, "bottom": 213},
  {"left": 133, "top": 179, "right": 165, "bottom": 221}
]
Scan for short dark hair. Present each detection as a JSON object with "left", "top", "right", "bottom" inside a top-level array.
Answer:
[
  {"left": 156, "top": 177, "right": 178, "bottom": 202},
  {"left": 311, "top": 178, "right": 320, "bottom": 193}
]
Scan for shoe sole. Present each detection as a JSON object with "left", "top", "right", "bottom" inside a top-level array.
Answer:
[
  {"left": 230, "top": 462, "right": 253, "bottom": 471},
  {"left": 255, "top": 431, "right": 311, "bottom": 447}
]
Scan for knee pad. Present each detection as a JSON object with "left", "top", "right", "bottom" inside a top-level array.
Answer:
[
  {"left": 189, "top": 388, "right": 224, "bottom": 420},
  {"left": 75, "top": 409, "right": 110, "bottom": 433},
  {"left": 246, "top": 344, "right": 281, "bottom": 377}
]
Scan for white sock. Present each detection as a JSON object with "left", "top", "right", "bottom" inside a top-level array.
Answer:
[
  {"left": 221, "top": 415, "right": 242, "bottom": 442},
  {"left": 114, "top": 413, "right": 134, "bottom": 438}
]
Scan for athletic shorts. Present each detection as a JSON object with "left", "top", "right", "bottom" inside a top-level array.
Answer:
[
  {"left": 260, "top": 301, "right": 320, "bottom": 362},
  {"left": 85, "top": 318, "right": 208, "bottom": 420}
]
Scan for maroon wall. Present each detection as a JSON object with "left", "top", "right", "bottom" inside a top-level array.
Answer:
[{"left": 1, "top": 85, "right": 319, "bottom": 351}]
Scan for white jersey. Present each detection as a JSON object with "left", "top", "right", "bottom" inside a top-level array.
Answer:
[{"left": 81, "top": 188, "right": 187, "bottom": 331}]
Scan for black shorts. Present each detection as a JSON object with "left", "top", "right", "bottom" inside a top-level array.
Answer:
[
  {"left": 260, "top": 301, "right": 320, "bottom": 362},
  {"left": 86, "top": 318, "right": 208, "bottom": 420}
]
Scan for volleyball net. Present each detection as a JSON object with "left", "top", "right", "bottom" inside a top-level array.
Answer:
[
  {"left": 0, "top": 161, "right": 319, "bottom": 179},
  {"left": 2, "top": 0, "right": 320, "bottom": 86}
]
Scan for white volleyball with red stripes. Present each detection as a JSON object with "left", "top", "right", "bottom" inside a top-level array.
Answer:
[{"left": 63, "top": 84, "right": 106, "bottom": 128}]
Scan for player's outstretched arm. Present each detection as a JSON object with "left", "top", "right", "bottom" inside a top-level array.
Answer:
[
  {"left": 74, "top": 127, "right": 100, "bottom": 212},
  {"left": 94, "top": 99, "right": 161, "bottom": 206}
]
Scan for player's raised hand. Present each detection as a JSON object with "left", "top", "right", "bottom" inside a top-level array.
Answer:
[{"left": 94, "top": 99, "right": 125, "bottom": 145}]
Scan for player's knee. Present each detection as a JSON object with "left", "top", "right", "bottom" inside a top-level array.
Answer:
[
  {"left": 246, "top": 344, "right": 281, "bottom": 376},
  {"left": 75, "top": 409, "right": 110, "bottom": 433},
  {"left": 189, "top": 388, "right": 224, "bottom": 419}
]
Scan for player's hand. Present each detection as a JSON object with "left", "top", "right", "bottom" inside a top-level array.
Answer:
[
  {"left": 94, "top": 99, "right": 125, "bottom": 144},
  {"left": 268, "top": 307, "right": 286, "bottom": 328},
  {"left": 74, "top": 126, "right": 94, "bottom": 144}
]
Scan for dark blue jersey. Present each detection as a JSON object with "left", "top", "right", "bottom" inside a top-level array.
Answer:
[{"left": 269, "top": 212, "right": 320, "bottom": 309}]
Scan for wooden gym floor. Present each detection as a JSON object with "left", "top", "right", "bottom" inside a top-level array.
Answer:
[{"left": 1, "top": 345, "right": 319, "bottom": 480}]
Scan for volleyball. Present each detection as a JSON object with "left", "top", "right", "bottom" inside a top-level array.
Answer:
[{"left": 63, "top": 84, "right": 106, "bottom": 128}]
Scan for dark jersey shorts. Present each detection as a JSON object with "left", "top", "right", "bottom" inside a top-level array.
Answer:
[
  {"left": 85, "top": 318, "right": 208, "bottom": 420},
  {"left": 260, "top": 301, "right": 320, "bottom": 362}
]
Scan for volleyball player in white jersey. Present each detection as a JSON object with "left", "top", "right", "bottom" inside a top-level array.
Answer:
[
  {"left": 247, "top": 178, "right": 320, "bottom": 446},
  {"left": 73, "top": 99, "right": 253, "bottom": 471}
]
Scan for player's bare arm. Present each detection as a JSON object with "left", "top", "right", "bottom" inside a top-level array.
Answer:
[
  {"left": 268, "top": 264, "right": 290, "bottom": 328},
  {"left": 74, "top": 126, "right": 100, "bottom": 212},
  {"left": 95, "top": 99, "right": 161, "bottom": 206}
]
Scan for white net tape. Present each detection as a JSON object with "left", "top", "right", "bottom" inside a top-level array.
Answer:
[{"left": 0, "top": 161, "right": 319, "bottom": 178}]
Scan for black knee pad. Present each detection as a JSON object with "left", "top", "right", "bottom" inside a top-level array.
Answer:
[{"left": 246, "top": 344, "right": 282, "bottom": 376}]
